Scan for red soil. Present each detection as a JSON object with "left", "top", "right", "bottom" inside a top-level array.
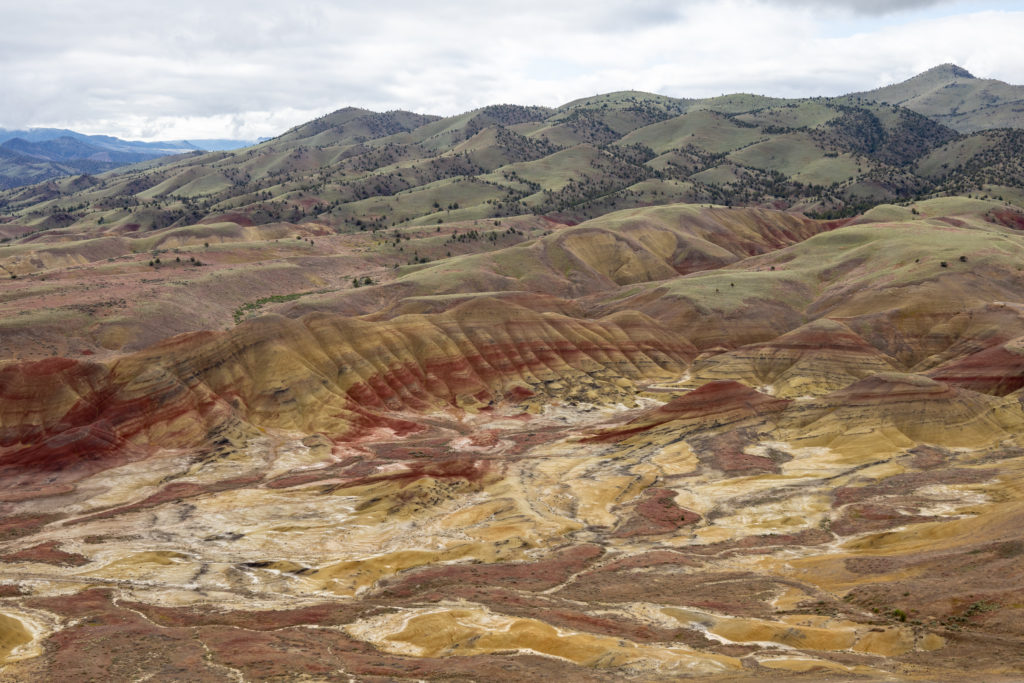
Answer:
[
  {"left": 612, "top": 487, "right": 701, "bottom": 537},
  {"left": 930, "top": 344, "right": 1024, "bottom": 395},
  {"left": 832, "top": 374, "right": 958, "bottom": 404},
  {"left": 990, "top": 208, "right": 1024, "bottom": 231},
  {"left": 0, "top": 540, "right": 89, "bottom": 566},
  {"left": 586, "top": 381, "right": 790, "bottom": 442}
]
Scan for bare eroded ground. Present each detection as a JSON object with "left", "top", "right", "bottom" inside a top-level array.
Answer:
[{"left": 1, "top": 379, "right": 1023, "bottom": 681}]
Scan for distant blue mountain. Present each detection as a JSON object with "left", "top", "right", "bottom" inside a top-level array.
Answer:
[
  {"left": 0, "top": 128, "right": 256, "bottom": 189},
  {"left": 2, "top": 136, "right": 166, "bottom": 164},
  {"left": 0, "top": 127, "right": 255, "bottom": 153}
]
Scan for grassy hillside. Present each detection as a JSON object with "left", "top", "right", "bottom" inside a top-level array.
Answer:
[
  {"left": 855, "top": 64, "right": 1024, "bottom": 133},
  {"left": 1, "top": 66, "right": 1023, "bottom": 255}
]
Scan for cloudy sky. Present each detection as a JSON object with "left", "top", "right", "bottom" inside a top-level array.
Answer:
[{"left": 2, "top": 0, "right": 1022, "bottom": 141}]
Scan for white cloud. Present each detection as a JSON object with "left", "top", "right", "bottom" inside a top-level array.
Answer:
[{"left": 0, "top": 0, "right": 1021, "bottom": 140}]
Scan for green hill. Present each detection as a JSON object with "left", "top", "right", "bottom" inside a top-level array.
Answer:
[
  {"left": 2, "top": 66, "right": 1023, "bottom": 238},
  {"left": 854, "top": 64, "right": 1024, "bottom": 133}
]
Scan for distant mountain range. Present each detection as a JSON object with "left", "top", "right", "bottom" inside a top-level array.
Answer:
[
  {"left": 1, "top": 64, "right": 1022, "bottom": 220},
  {"left": 0, "top": 128, "right": 256, "bottom": 189}
]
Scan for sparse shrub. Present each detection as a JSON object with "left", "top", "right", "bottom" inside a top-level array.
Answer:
[{"left": 940, "top": 261, "right": 948, "bottom": 268}]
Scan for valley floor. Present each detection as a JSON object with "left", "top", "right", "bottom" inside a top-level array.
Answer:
[{"left": 1, "top": 382, "right": 1023, "bottom": 681}]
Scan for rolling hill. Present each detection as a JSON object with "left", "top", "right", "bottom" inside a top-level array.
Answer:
[
  {"left": 854, "top": 63, "right": 1024, "bottom": 133},
  {"left": 0, "top": 76, "right": 1010, "bottom": 241}
]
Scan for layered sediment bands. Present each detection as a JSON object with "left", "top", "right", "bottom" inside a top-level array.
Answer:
[
  {"left": 588, "top": 380, "right": 789, "bottom": 441},
  {"left": 793, "top": 372, "right": 1023, "bottom": 450},
  {"left": 163, "top": 300, "right": 691, "bottom": 433},
  {"left": 745, "top": 368, "right": 1024, "bottom": 464},
  {"left": 908, "top": 302, "right": 1024, "bottom": 371},
  {"left": 576, "top": 205, "right": 830, "bottom": 267},
  {"left": 929, "top": 336, "right": 1024, "bottom": 395},
  {"left": 0, "top": 358, "right": 112, "bottom": 448},
  {"left": 683, "top": 319, "right": 899, "bottom": 397},
  {"left": 0, "top": 298, "right": 691, "bottom": 480},
  {"left": 2, "top": 358, "right": 1023, "bottom": 679},
  {"left": 0, "top": 350, "right": 233, "bottom": 489}
]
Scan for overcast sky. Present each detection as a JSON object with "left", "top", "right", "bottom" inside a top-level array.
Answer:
[{"left": 1, "top": 0, "right": 1022, "bottom": 141}]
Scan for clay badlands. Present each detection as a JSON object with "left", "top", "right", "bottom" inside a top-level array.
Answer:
[{"left": 2, "top": 70, "right": 1024, "bottom": 680}]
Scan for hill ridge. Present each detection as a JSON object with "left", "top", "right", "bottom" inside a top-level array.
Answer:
[{"left": 854, "top": 63, "right": 1024, "bottom": 133}]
